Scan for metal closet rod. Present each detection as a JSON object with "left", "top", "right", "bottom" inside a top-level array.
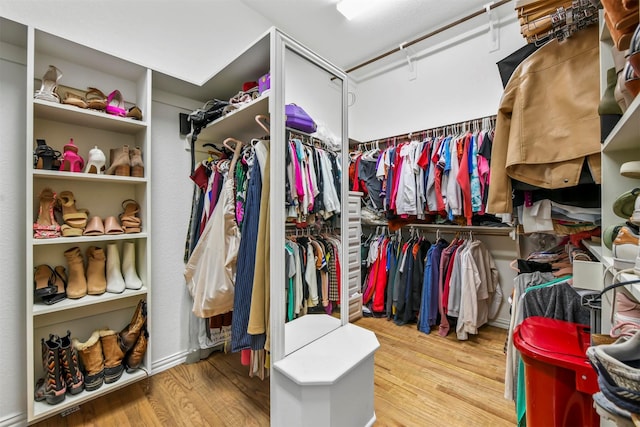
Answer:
[
  {"left": 363, "top": 114, "right": 497, "bottom": 146},
  {"left": 345, "top": 0, "right": 512, "bottom": 74},
  {"left": 364, "top": 221, "right": 514, "bottom": 237}
]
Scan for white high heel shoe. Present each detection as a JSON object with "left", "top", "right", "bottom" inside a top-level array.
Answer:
[
  {"left": 84, "top": 146, "right": 106, "bottom": 174},
  {"left": 34, "top": 65, "right": 62, "bottom": 103}
]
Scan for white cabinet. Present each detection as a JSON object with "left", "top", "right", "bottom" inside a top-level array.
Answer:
[{"left": 26, "top": 28, "right": 151, "bottom": 423}]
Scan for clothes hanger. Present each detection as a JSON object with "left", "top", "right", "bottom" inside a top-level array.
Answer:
[
  {"left": 255, "top": 114, "right": 270, "bottom": 135},
  {"left": 223, "top": 137, "right": 245, "bottom": 173}
]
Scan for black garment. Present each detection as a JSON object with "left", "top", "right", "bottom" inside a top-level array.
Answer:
[
  {"left": 517, "top": 259, "right": 553, "bottom": 274},
  {"left": 358, "top": 158, "right": 383, "bottom": 210},
  {"left": 522, "top": 282, "right": 591, "bottom": 325},
  {"left": 496, "top": 42, "right": 544, "bottom": 88}
]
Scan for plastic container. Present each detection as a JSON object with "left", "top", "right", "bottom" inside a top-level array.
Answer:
[{"left": 513, "top": 316, "right": 599, "bottom": 427}]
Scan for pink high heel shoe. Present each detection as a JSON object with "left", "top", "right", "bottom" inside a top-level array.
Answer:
[
  {"left": 105, "top": 90, "right": 126, "bottom": 117},
  {"left": 59, "top": 138, "right": 85, "bottom": 173}
]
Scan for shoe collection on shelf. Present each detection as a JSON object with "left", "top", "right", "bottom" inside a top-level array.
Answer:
[
  {"left": 33, "top": 242, "right": 143, "bottom": 306},
  {"left": 34, "top": 65, "right": 144, "bottom": 121},
  {"left": 33, "top": 188, "right": 141, "bottom": 239},
  {"left": 35, "top": 300, "right": 148, "bottom": 406},
  {"left": 26, "top": 29, "right": 152, "bottom": 423},
  {"left": 34, "top": 138, "right": 144, "bottom": 177}
]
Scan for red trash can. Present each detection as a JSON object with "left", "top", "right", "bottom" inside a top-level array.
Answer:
[{"left": 513, "top": 316, "right": 599, "bottom": 427}]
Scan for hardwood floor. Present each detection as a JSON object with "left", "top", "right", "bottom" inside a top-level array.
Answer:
[{"left": 33, "top": 318, "right": 516, "bottom": 426}]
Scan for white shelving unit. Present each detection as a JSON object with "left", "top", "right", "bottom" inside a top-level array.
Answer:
[
  {"left": 577, "top": 12, "right": 640, "bottom": 338},
  {"left": 26, "top": 28, "right": 152, "bottom": 424}
]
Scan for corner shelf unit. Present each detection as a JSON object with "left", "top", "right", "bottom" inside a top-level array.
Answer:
[{"left": 26, "top": 27, "right": 152, "bottom": 424}]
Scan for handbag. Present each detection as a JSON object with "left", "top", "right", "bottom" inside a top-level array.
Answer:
[{"left": 285, "top": 104, "right": 317, "bottom": 133}]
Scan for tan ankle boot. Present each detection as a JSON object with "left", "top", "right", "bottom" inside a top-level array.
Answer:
[
  {"left": 119, "top": 299, "right": 147, "bottom": 353},
  {"left": 106, "top": 145, "right": 131, "bottom": 176},
  {"left": 72, "top": 331, "right": 104, "bottom": 391},
  {"left": 86, "top": 246, "right": 106, "bottom": 295},
  {"left": 64, "top": 247, "right": 87, "bottom": 299},
  {"left": 99, "top": 329, "right": 125, "bottom": 384},
  {"left": 125, "top": 327, "right": 148, "bottom": 373},
  {"left": 129, "top": 146, "right": 144, "bottom": 178}
]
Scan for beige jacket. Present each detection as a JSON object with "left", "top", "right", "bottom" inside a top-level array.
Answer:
[
  {"left": 184, "top": 177, "right": 240, "bottom": 318},
  {"left": 487, "top": 25, "right": 601, "bottom": 214}
]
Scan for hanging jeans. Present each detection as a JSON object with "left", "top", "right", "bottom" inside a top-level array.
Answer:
[{"left": 231, "top": 159, "right": 263, "bottom": 353}]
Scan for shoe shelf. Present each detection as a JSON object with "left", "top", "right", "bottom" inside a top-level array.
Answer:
[
  {"left": 602, "top": 92, "right": 640, "bottom": 153},
  {"left": 33, "top": 233, "right": 148, "bottom": 246},
  {"left": 31, "top": 368, "right": 148, "bottom": 424},
  {"left": 33, "top": 287, "right": 148, "bottom": 319},
  {"left": 196, "top": 95, "right": 269, "bottom": 146},
  {"left": 33, "top": 169, "right": 147, "bottom": 184},
  {"left": 34, "top": 99, "right": 147, "bottom": 134},
  {"left": 27, "top": 26, "right": 152, "bottom": 424}
]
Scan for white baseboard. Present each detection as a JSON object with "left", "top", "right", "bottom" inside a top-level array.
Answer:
[
  {"left": 489, "top": 317, "right": 510, "bottom": 330},
  {"left": 0, "top": 412, "right": 27, "bottom": 427},
  {"left": 151, "top": 350, "right": 190, "bottom": 375}
]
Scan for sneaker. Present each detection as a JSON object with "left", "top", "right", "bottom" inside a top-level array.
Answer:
[
  {"left": 630, "top": 192, "right": 640, "bottom": 226},
  {"left": 611, "top": 289, "right": 640, "bottom": 338},
  {"left": 612, "top": 225, "right": 640, "bottom": 269}
]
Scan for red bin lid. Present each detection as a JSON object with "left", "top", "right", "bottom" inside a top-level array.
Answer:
[{"left": 513, "top": 316, "right": 591, "bottom": 365}]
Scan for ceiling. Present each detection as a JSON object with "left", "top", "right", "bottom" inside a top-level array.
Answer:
[{"left": 239, "top": 0, "right": 506, "bottom": 78}]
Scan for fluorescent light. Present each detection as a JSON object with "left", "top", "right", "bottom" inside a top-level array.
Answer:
[
  {"left": 336, "top": 0, "right": 387, "bottom": 20},
  {"left": 336, "top": 0, "right": 362, "bottom": 20}
]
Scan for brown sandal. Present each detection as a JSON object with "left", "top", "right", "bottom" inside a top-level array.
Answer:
[{"left": 86, "top": 87, "right": 107, "bottom": 111}]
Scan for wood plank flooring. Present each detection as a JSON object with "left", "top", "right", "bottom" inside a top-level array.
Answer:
[{"left": 33, "top": 318, "right": 516, "bottom": 426}]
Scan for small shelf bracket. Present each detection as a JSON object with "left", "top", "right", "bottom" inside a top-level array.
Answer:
[
  {"left": 399, "top": 42, "right": 417, "bottom": 81},
  {"left": 485, "top": 2, "right": 500, "bottom": 52}
]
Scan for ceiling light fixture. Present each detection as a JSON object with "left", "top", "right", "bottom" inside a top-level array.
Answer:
[{"left": 336, "top": 0, "right": 383, "bottom": 20}]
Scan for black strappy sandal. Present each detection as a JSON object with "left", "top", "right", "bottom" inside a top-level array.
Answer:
[{"left": 34, "top": 139, "right": 61, "bottom": 170}]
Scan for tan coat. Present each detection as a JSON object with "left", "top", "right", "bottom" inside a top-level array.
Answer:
[{"left": 487, "top": 25, "right": 601, "bottom": 214}]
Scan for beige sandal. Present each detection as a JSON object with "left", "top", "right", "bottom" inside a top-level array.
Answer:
[
  {"left": 61, "top": 88, "right": 88, "bottom": 109},
  {"left": 58, "top": 191, "right": 88, "bottom": 229},
  {"left": 86, "top": 87, "right": 107, "bottom": 111},
  {"left": 120, "top": 199, "right": 141, "bottom": 233}
]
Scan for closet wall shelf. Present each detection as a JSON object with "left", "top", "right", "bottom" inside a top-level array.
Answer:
[
  {"left": 581, "top": 239, "right": 603, "bottom": 263},
  {"left": 31, "top": 369, "right": 147, "bottom": 424},
  {"left": 33, "top": 233, "right": 148, "bottom": 246},
  {"left": 33, "top": 287, "right": 148, "bottom": 317},
  {"left": 362, "top": 220, "right": 515, "bottom": 236},
  {"left": 34, "top": 99, "right": 147, "bottom": 134},
  {"left": 34, "top": 169, "right": 147, "bottom": 184},
  {"left": 195, "top": 95, "right": 269, "bottom": 145},
  {"left": 602, "top": 93, "right": 640, "bottom": 153}
]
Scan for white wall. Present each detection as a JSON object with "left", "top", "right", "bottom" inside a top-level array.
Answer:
[
  {"left": 0, "top": 48, "right": 28, "bottom": 427},
  {"left": 349, "top": 5, "right": 525, "bottom": 141}
]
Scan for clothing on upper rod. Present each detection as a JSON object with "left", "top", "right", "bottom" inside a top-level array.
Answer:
[{"left": 350, "top": 118, "right": 498, "bottom": 227}]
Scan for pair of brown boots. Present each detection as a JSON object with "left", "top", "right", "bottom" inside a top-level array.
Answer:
[
  {"left": 64, "top": 246, "right": 106, "bottom": 298},
  {"left": 72, "top": 300, "right": 148, "bottom": 391},
  {"left": 105, "top": 145, "right": 144, "bottom": 177}
]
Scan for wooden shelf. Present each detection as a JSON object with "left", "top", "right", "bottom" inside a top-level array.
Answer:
[
  {"left": 33, "top": 169, "right": 147, "bottom": 184},
  {"left": 34, "top": 99, "right": 147, "bottom": 134},
  {"left": 33, "top": 287, "right": 148, "bottom": 317},
  {"left": 31, "top": 369, "right": 148, "bottom": 423}
]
